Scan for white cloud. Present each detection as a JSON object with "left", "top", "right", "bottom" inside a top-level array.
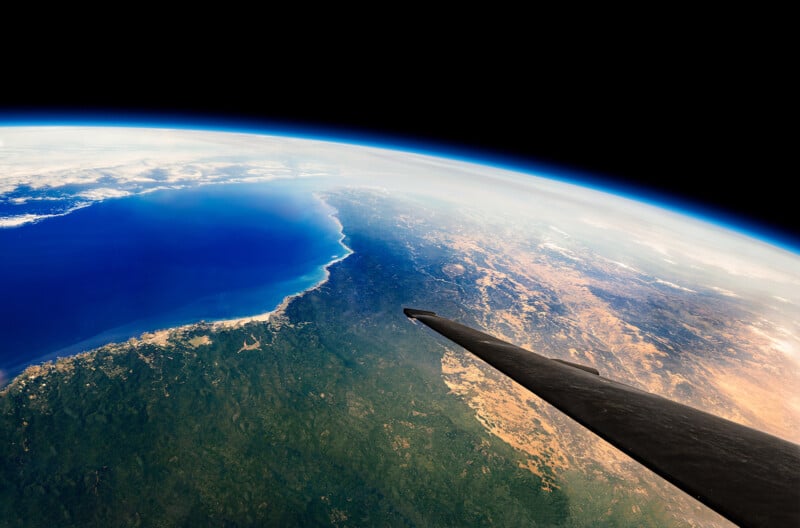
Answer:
[
  {"left": 0, "top": 213, "right": 54, "bottom": 228},
  {"left": 710, "top": 286, "right": 739, "bottom": 297},
  {"left": 539, "top": 241, "right": 582, "bottom": 261},
  {"left": 77, "top": 188, "right": 131, "bottom": 200},
  {"left": 654, "top": 278, "right": 696, "bottom": 293},
  {"left": 609, "top": 260, "right": 638, "bottom": 272}
]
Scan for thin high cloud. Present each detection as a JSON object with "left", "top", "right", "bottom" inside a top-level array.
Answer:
[{"left": 2, "top": 126, "right": 797, "bottom": 307}]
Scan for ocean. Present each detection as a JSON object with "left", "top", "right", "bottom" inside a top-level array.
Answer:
[{"left": 0, "top": 181, "right": 349, "bottom": 378}]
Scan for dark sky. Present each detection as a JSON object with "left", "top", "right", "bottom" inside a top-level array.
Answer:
[{"left": 2, "top": 54, "right": 794, "bottom": 249}]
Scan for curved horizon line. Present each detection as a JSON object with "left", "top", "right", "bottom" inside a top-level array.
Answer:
[{"left": 0, "top": 113, "right": 797, "bottom": 253}]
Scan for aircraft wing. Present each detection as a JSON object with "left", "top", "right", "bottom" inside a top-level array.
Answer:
[{"left": 403, "top": 308, "right": 800, "bottom": 528}]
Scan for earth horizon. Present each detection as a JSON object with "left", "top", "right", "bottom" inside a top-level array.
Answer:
[{"left": 1, "top": 126, "right": 798, "bottom": 527}]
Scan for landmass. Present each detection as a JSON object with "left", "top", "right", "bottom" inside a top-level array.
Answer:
[{"left": 4, "top": 189, "right": 794, "bottom": 527}]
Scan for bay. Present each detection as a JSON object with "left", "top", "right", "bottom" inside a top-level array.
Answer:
[{"left": 0, "top": 181, "right": 348, "bottom": 378}]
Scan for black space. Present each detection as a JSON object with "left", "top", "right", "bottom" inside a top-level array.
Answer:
[{"left": 2, "top": 55, "right": 794, "bottom": 249}]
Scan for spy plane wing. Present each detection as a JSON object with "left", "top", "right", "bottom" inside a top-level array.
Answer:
[{"left": 403, "top": 308, "right": 800, "bottom": 528}]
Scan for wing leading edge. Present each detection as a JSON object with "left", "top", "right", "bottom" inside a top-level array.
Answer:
[{"left": 403, "top": 308, "right": 800, "bottom": 528}]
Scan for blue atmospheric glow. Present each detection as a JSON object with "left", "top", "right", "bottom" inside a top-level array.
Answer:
[{"left": 0, "top": 110, "right": 796, "bottom": 253}]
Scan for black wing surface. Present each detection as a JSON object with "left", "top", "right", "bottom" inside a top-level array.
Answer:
[{"left": 403, "top": 308, "right": 800, "bottom": 528}]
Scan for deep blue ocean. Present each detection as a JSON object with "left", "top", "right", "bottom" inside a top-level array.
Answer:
[{"left": 0, "top": 182, "right": 349, "bottom": 378}]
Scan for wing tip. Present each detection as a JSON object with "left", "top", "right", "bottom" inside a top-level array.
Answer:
[{"left": 403, "top": 308, "right": 438, "bottom": 319}]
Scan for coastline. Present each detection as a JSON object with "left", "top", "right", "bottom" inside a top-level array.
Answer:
[
  {"left": 1, "top": 195, "right": 353, "bottom": 392},
  {"left": 212, "top": 198, "right": 353, "bottom": 330}
]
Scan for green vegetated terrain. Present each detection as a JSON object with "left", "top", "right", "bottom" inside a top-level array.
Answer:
[{"left": 1, "top": 191, "right": 688, "bottom": 527}]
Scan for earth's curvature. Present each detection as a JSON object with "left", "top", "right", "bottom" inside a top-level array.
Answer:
[{"left": 1, "top": 126, "right": 798, "bottom": 527}]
